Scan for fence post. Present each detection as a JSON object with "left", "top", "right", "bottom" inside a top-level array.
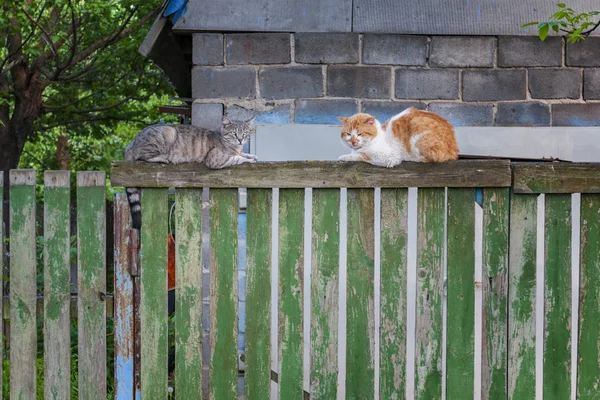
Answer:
[
  {"left": 174, "top": 188, "right": 203, "bottom": 398},
  {"left": 209, "top": 188, "right": 239, "bottom": 400},
  {"left": 0, "top": 172, "right": 3, "bottom": 400},
  {"left": 77, "top": 171, "right": 107, "bottom": 399},
  {"left": 9, "top": 169, "right": 37, "bottom": 399},
  {"left": 140, "top": 188, "right": 168, "bottom": 398},
  {"left": 44, "top": 171, "right": 72, "bottom": 399}
]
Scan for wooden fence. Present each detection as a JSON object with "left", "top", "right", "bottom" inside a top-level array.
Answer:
[{"left": 2, "top": 160, "right": 600, "bottom": 399}]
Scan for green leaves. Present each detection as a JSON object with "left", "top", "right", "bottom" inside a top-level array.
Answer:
[
  {"left": 522, "top": 3, "right": 600, "bottom": 43},
  {"left": 539, "top": 22, "right": 550, "bottom": 41}
]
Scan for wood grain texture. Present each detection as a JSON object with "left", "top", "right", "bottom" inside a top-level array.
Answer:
[
  {"left": 346, "top": 189, "right": 375, "bottom": 400},
  {"left": 77, "top": 173, "right": 107, "bottom": 399},
  {"left": 9, "top": 170, "right": 37, "bottom": 400},
  {"left": 111, "top": 160, "right": 512, "bottom": 189},
  {"left": 44, "top": 171, "right": 71, "bottom": 400},
  {"left": 578, "top": 194, "right": 600, "bottom": 399},
  {"left": 245, "top": 189, "right": 272, "bottom": 399},
  {"left": 278, "top": 189, "right": 304, "bottom": 400},
  {"left": 113, "top": 193, "right": 135, "bottom": 399},
  {"left": 415, "top": 188, "right": 444, "bottom": 400},
  {"left": 209, "top": 189, "right": 238, "bottom": 400},
  {"left": 507, "top": 195, "right": 537, "bottom": 400},
  {"left": 379, "top": 189, "right": 408, "bottom": 399},
  {"left": 173, "top": 0, "right": 351, "bottom": 32},
  {"left": 175, "top": 189, "right": 203, "bottom": 399},
  {"left": 446, "top": 188, "right": 475, "bottom": 400},
  {"left": 513, "top": 162, "right": 600, "bottom": 194},
  {"left": 310, "top": 189, "right": 340, "bottom": 399},
  {"left": 482, "top": 188, "right": 509, "bottom": 400},
  {"left": 543, "top": 194, "right": 571, "bottom": 400},
  {"left": 140, "top": 189, "right": 168, "bottom": 399},
  {"left": 0, "top": 173, "right": 2, "bottom": 400}
]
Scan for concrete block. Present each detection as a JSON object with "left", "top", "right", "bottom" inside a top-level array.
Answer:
[
  {"left": 529, "top": 69, "right": 580, "bottom": 99},
  {"left": 295, "top": 33, "right": 359, "bottom": 64},
  {"left": 294, "top": 99, "right": 358, "bottom": 124},
  {"left": 192, "top": 67, "right": 256, "bottom": 99},
  {"left": 584, "top": 68, "right": 600, "bottom": 100},
  {"left": 395, "top": 69, "right": 459, "bottom": 100},
  {"left": 428, "top": 102, "right": 493, "bottom": 126},
  {"left": 552, "top": 103, "right": 600, "bottom": 126},
  {"left": 362, "top": 34, "right": 427, "bottom": 65},
  {"left": 192, "top": 33, "right": 224, "bottom": 65},
  {"left": 328, "top": 66, "right": 391, "bottom": 98},
  {"left": 192, "top": 103, "right": 224, "bottom": 130},
  {"left": 462, "top": 70, "right": 526, "bottom": 101},
  {"left": 430, "top": 36, "right": 494, "bottom": 67},
  {"left": 259, "top": 66, "right": 323, "bottom": 100},
  {"left": 496, "top": 102, "right": 550, "bottom": 126},
  {"left": 226, "top": 33, "right": 291, "bottom": 65},
  {"left": 567, "top": 37, "right": 600, "bottom": 67},
  {"left": 498, "top": 36, "right": 562, "bottom": 67}
]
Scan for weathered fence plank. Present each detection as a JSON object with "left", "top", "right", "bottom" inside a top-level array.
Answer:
[
  {"left": 77, "top": 172, "right": 107, "bottom": 399},
  {"left": 245, "top": 189, "right": 272, "bottom": 399},
  {"left": 379, "top": 188, "right": 408, "bottom": 399},
  {"left": 482, "top": 188, "right": 509, "bottom": 400},
  {"left": 578, "top": 194, "right": 600, "bottom": 398},
  {"left": 0, "top": 173, "right": 2, "bottom": 400},
  {"left": 507, "top": 194, "right": 537, "bottom": 400},
  {"left": 209, "top": 188, "right": 239, "bottom": 400},
  {"left": 346, "top": 189, "right": 375, "bottom": 399},
  {"left": 175, "top": 189, "right": 204, "bottom": 398},
  {"left": 310, "top": 189, "right": 340, "bottom": 399},
  {"left": 446, "top": 188, "right": 475, "bottom": 399},
  {"left": 513, "top": 162, "right": 600, "bottom": 194},
  {"left": 543, "top": 194, "right": 572, "bottom": 399},
  {"left": 111, "top": 160, "right": 512, "bottom": 188},
  {"left": 114, "top": 193, "right": 135, "bottom": 399},
  {"left": 415, "top": 188, "right": 444, "bottom": 400},
  {"left": 278, "top": 189, "right": 304, "bottom": 400},
  {"left": 140, "top": 188, "right": 168, "bottom": 398},
  {"left": 44, "top": 171, "right": 71, "bottom": 400},
  {"left": 9, "top": 170, "right": 37, "bottom": 400}
]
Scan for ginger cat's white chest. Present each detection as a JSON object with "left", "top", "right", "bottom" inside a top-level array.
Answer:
[{"left": 364, "top": 129, "right": 420, "bottom": 167}]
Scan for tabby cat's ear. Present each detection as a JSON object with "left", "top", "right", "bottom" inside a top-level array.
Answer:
[
  {"left": 222, "top": 116, "right": 232, "bottom": 125},
  {"left": 337, "top": 116, "right": 348, "bottom": 124},
  {"left": 246, "top": 116, "right": 256, "bottom": 126}
]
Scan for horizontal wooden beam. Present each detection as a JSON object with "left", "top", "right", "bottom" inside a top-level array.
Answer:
[
  {"left": 111, "top": 160, "right": 512, "bottom": 188},
  {"left": 158, "top": 105, "right": 191, "bottom": 116},
  {"left": 513, "top": 162, "right": 600, "bottom": 194}
]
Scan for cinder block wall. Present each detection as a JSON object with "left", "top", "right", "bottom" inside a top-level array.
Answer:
[{"left": 190, "top": 33, "right": 600, "bottom": 128}]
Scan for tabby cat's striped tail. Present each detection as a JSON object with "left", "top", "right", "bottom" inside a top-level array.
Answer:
[{"left": 126, "top": 187, "right": 142, "bottom": 230}]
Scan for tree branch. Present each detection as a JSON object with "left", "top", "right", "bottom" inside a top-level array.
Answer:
[
  {"left": 60, "top": 7, "right": 158, "bottom": 73},
  {"left": 21, "top": 6, "right": 58, "bottom": 57},
  {"left": 40, "top": 115, "right": 151, "bottom": 130},
  {"left": 582, "top": 18, "right": 600, "bottom": 36}
]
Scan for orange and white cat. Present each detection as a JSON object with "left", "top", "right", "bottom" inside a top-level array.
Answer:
[{"left": 337, "top": 108, "right": 459, "bottom": 167}]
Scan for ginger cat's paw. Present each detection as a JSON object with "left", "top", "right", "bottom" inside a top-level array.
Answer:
[{"left": 338, "top": 154, "right": 361, "bottom": 162}]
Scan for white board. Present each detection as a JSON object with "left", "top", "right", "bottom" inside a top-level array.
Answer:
[{"left": 253, "top": 124, "right": 600, "bottom": 162}]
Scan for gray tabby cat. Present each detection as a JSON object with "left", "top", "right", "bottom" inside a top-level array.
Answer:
[{"left": 124, "top": 116, "right": 257, "bottom": 229}]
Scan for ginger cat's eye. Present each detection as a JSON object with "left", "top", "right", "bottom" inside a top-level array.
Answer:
[{"left": 357, "top": 132, "right": 363, "bottom": 136}]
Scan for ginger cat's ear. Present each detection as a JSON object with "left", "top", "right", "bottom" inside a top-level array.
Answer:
[
  {"left": 365, "top": 116, "right": 375, "bottom": 125},
  {"left": 337, "top": 116, "right": 348, "bottom": 124}
]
